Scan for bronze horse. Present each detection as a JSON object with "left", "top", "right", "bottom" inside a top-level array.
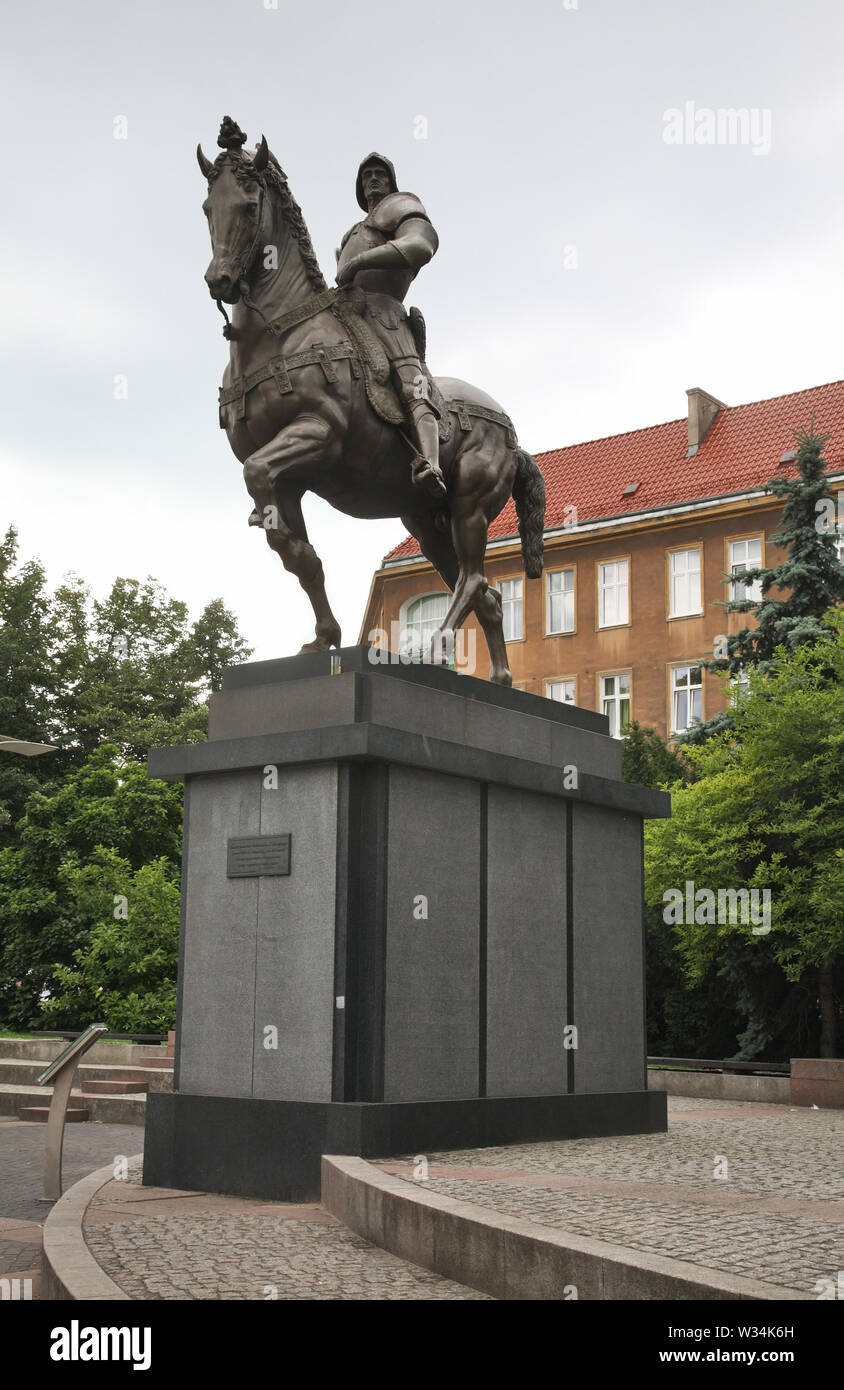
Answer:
[{"left": 197, "top": 128, "right": 545, "bottom": 685}]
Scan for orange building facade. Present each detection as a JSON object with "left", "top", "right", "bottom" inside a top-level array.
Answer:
[{"left": 359, "top": 381, "right": 844, "bottom": 742}]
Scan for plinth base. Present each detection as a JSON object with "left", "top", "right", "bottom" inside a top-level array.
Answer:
[{"left": 143, "top": 1089, "right": 667, "bottom": 1203}]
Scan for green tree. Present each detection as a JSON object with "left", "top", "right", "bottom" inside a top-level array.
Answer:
[
  {"left": 0, "top": 528, "right": 62, "bottom": 840},
  {"left": 645, "top": 616, "right": 844, "bottom": 1057},
  {"left": 189, "top": 597, "right": 252, "bottom": 694},
  {"left": 0, "top": 746, "right": 182, "bottom": 1030},
  {"left": 622, "top": 721, "right": 694, "bottom": 788},
  {"left": 59, "top": 578, "right": 243, "bottom": 764},
  {"left": 682, "top": 423, "right": 844, "bottom": 744},
  {"left": 1, "top": 533, "right": 253, "bottom": 796},
  {"left": 41, "top": 852, "right": 179, "bottom": 1032}
]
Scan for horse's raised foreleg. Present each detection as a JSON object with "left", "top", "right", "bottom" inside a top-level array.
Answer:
[{"left": 243, "top": 418, "right": 342, "bottom": 651}]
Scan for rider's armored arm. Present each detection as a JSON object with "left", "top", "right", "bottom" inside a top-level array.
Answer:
[
  {"left": 342, "top": 192, "right": 439, "bottom": 282},
  {"left": 391, "top": 217, "right": 439, "bottom": 271}
]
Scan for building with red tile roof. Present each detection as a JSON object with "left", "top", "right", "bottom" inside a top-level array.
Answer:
[{"left": 360, "top": 382, "right": 844, "bottom": 740}]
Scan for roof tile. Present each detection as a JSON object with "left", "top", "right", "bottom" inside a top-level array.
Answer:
[{"left": 386, "top": 379, "right": 844, "bottom": 562}]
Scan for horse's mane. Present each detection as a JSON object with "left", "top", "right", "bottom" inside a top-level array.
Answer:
[{"left": 209, "top": 149, "right": 327, "bottom": 295}]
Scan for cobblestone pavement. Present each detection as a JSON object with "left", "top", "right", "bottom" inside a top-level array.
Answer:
[
  {"left": 84, "top": 1160, "right": 489, "bottom": 1300},
  {"left": 0, "top": 1115, "right": 141, "bottom": 1297},
  {"left": 8, "top": 1099, "right": 843, "bottom": 1300},
  {"left": 376, "top": 1098, "right": 844, "bottom": 1296},
  {"left": 0, "top": 1115, "right": 142, "bottom": 1223}
]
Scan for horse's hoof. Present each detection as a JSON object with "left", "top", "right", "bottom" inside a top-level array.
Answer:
[{"left": 299, "top": 637, "right": 341, "bottom": 654}]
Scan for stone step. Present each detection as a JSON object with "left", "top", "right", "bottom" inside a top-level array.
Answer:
[
  {"left": 0, "top": 1036, "right": 167, "bottom": 1066},
  {"left": 0, "top": 1083, "right": 146, "bottom": 1127},
  {"left": 138, "top": 1055, "right": 175, "bottom": 1068},
  {"left": 0, "top": 1059, "right": 172, "bottom": 1090},
  {"left": 18, "top": 1106, "right": 89, "bottom": 1123},
  {"left": 90, "top": 1066, "right": 165, "bottom": 1084},
  {"left": 80, "top": 1080, "right": 148, "bottom": 1095}
]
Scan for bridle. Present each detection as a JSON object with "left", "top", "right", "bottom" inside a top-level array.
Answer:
[{"left": 214, "top": 181, "right": 269, "bottom": 334}]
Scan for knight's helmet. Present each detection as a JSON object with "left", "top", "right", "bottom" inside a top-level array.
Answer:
[{"left": 356, "top": 153, "right": 398, "bottom": 211}]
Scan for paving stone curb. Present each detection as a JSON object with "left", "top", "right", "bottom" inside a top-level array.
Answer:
[
  {"left": 321, "top": 1155, "right": 811, "bottom": 1301},
  {"left": 41, "top": 1158, "right": 140, "bottom": 1301},
  {"left": 648, "top": 1070, "right": 790, "bottom": 1105}
]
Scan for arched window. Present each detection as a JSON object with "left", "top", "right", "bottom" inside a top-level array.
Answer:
[{"left": 400, "top": 593, "right": 449, "bottom": 660}]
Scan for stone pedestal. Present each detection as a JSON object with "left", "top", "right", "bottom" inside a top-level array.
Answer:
[{"left": 143, "top": 648, "right": 669, "bottom": 1201}]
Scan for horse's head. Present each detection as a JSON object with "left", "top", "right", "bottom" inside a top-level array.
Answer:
[{"left": 198, "top": 119, "right": 274, "bottom": 304}]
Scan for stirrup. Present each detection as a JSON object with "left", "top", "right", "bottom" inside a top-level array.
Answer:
[{"left": 411, "top": 456, "right": 446, "bottom": 496}]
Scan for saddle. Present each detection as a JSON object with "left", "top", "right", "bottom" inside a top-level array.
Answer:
[
  {"left": 219, "top": 285, "right": 517, "bottom": 454},
  {"left": 331, "top": 288, "right": 453, "bottom": 444}
]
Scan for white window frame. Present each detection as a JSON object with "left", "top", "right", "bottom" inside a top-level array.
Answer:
[
  {"left": 600, "top": 672, "right": 631, "bottom": 738},
  {"left": 598, "top": 559, "right": 629, "bottom": 628},
  {"left": 671, "top": 664, "right": 703, "bottom": 734},
  {"left": 399, "top": 592, "right": 449, "bottom": 659},
  {"left": 546, "top": 678, "right": 575, "bottom": 704},
  {"left": 729, "top": 537, "right": 763, "bottom": 602},
  {"left": 546, "top": 567, "right": 575, "bottom": 635},
  {"left": 500, "top": 577, "right": 523, "bottom": 642},
  {"left": 836, "top": 493, "right": 844, "bottom": 565},
  {"left": 668, "top": 547, "right": 702, "bottom": 618},
  {"left": 730, "top": 666, "right": 751, "bottom": 704}
]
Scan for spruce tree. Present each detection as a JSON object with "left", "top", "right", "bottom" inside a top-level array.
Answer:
[
  {"left": 680, "top": 421, "right": 844, "bottom": 743},
  {"left": 622, "top": 721, "right": 693, "bottom": 788}
]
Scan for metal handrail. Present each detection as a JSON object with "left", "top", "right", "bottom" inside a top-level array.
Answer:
[
  {"left": 28, "top": 1029, "right": 168, "bottom": 1044},
  {"left": 37, "top": 1023, "right": 109, "bottom": 1201},
  {"left": 648, "top": 1055, "right": 790, "bottom": 1076}
]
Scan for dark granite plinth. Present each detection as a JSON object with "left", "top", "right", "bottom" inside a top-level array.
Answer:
[
  {"left": 144, "top": 648, "right": 670, "bottom": 1202},
  {"left": 144, "top": 1089, "right": 668, "bottom": 1203}
]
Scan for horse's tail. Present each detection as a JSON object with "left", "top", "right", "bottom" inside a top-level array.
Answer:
[{"left": 513, "top": 449, "right": 545, "bottom": 579}]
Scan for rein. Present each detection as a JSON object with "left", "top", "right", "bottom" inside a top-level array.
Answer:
[{"left": 214, "top": 179, "right": 339, "bottom": 341}]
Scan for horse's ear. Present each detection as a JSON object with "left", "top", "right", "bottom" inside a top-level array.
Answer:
[
  {"left": 253, "top": 134, "right": 269, "bottom": 172},
  {"left": 197, "top": 144, "right": 214, "bottom": 179}
]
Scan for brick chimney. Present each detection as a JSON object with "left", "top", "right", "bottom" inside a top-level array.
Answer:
[{"left": 685, "top": 387, "right": 726, "bottom": 456}]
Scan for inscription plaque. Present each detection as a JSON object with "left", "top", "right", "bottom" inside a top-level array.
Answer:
[{"left": 227, "top": 834, "right": 291, "bottom": 878}]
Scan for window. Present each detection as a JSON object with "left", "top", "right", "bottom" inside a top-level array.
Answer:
[
  {"left": 730, "top": 667, "right": 751, "bottom": 704},
  {"left": 669, "top": 548, "right": 702, "bottom": 617},
  {"left": 600, "top": 673, "right": 631, "bottom": 738},
  {"left": 671, "top": 665, "right": 702, "bottom": 733},
  {"left": 546, "top": 679, "right": 575, "bottom": 704},
  {"left": 598, "top": 559, "right": 629, "bottom": 628},
  {"left": 546, "top": 568, "right": 575, "bottom": 634},
  {"left": 729, "top": 537, "right": 763, "bottom": 601},
  {"left": 401, "top": 593, "right": 449, "bottom": 659},
  {"left": 500, "top": 577, "right": 523, "bottom": 641}
]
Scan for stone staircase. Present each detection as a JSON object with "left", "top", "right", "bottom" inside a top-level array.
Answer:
[{"left": 0, "top": 1033, "right": 174, "bottom": 1126}]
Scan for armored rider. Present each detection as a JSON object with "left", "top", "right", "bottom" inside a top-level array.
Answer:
[{"left": 336, "top": 154, "right": 446, "bottom": 498}]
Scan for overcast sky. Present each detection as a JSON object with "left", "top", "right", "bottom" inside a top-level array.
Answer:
[{"left": 3, "top": 0, "right": 844, "bottom": 660}]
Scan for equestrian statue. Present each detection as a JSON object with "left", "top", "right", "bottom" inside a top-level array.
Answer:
[{"left": 197, "top": 116, "right": 545, "bottom": 685}]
